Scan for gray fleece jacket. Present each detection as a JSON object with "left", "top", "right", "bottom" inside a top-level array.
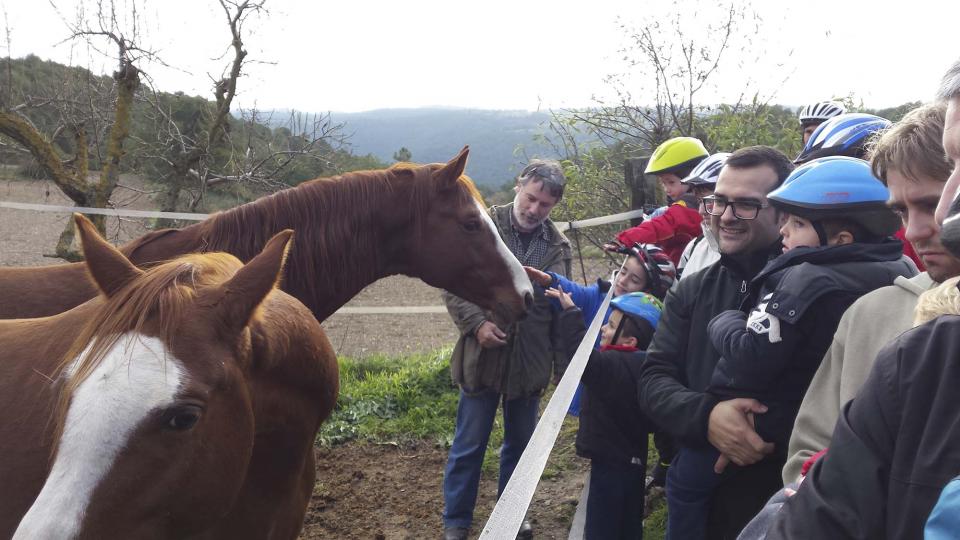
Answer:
[{"left": 782, "top": 272, "right": 935, "bottom": 484}]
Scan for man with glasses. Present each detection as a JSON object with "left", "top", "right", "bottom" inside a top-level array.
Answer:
[{"left": 638, "top": 146, "right": 793, "bottom": 538}]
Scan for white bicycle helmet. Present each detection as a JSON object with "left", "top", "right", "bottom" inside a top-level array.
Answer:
[
  {"left": 681, "top": 152, "right": 731, "bottom": 187},
  {"left": 798, "top": 101, "right": 847, "bottom": 126}
]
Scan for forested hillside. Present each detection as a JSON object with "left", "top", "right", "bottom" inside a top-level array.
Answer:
[{"left": 329, "top": 108, "right": 567, "bottom": 187}]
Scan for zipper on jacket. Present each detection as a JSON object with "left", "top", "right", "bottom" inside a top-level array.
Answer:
[{"left": 740, "top": 280, "right": 747, "bottom": 293}]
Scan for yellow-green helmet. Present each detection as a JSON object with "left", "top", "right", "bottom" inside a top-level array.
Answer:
[{"left": 645, "top": 137, "right": 709, "bottom": 175}]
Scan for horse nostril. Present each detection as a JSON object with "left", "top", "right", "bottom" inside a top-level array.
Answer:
[{"left": 524, "top": 292, "right": 534, "bottom": 310}]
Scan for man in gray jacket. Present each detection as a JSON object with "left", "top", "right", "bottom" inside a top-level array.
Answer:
[
  {"left": 783, "top": 102, "right": 960, "bottom": 484},
  {"left": 441, "top": 160, "right": 572, "bottom": 540}
]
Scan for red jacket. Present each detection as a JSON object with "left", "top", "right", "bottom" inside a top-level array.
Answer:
[{"left": 616, "top": 203, "right": 702, "bottom": 266}]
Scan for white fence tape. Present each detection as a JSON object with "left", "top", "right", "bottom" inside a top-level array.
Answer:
[
  {"left": 0, "top": 201, "right": 209, "bottom": 221},
  {"left": 480, "top": 273, "right": 615, "bottom": 539},
  {"left": 557, "top": 208, "right": 647, "bottom": 232},
  {"left": 333, "top": 306, "right": 447, "bottom": 315},
  {"left": 0, "top": 201, "right": 647, "bottom": 230}
]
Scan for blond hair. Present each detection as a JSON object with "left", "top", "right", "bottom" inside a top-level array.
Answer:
[
  {"left": 914, "top": 276, "right": 960, "bottom": 327},
  {"left": 868, "top": 103, "right": 952, "bottom": 185}
]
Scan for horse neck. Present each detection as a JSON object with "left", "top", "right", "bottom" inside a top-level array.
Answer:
[{"left": 201, "top": 172, "right": 418, "bottom": 321}]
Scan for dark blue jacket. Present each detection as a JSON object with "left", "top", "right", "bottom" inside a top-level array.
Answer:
[
  {"left": 707, "top": 240, "right": 916, "bottom": 448},
  {"left": 556, "top": 306, "right": 654, "bottom": 465}
]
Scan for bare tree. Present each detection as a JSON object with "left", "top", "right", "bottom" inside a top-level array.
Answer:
[{"left": 0, "top": 0, "right": 146, "bottom": 259}]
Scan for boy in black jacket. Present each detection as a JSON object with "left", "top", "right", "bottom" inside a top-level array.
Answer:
[
  {"left": 546, "top": 287, "right": 663, "bottom": 540},
  {"left": 664, "top": 156, "right": 917, "bottom": 539}
]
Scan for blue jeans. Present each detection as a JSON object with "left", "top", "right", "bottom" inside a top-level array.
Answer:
[
  {"left": 585, "top": 459, "right": 646, "bottom": 540},
  {"left": 442, "top": 389, "right": 540, "bottom": 529},
  {"left": 665, "top": 445, "right": 727, "bottom": 540}
]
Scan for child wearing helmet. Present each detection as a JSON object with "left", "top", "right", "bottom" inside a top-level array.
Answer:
[
  {"left": 663, "top": 156, "right": 917, "bottom": 540},
  {"left": 608, "top": 137, "right": 709, "bottom": 266},
  {"left": 525, "top": 244, "right": 678, "bottom": 486},
  {"left": 793, "top": 112, "right": 925, "bottom": 272},
  {"left": 676, "top": 152, "right": 730, "bottom": 281},
  {"left": 546, "top": 287, "right": 662, "bottom": 540},
  {"left": 797, "top": 100, "right": 847, "bottom": 145}
]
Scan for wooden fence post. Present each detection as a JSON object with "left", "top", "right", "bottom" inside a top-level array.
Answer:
[{"left": 624, "top": 157, "right": 661, "bottom": 226}]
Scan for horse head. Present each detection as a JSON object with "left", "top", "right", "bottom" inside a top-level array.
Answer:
[
  {"left": 14, "top": 215, "right": 295, "bottom": 539},
  {"left": 395, "top": 147, "right": 534, "bottom": 323}
]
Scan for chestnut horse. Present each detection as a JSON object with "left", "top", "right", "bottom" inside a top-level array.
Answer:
[
  {"left": 0, "top": 147, "right": 533, "bottom": 323},
  {"left": 2, "top": 215, "right": 338, "bottom": 539}
]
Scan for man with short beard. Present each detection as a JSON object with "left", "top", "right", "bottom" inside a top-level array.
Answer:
[
  {"left": 782, "top": 102, "right": 960, "bottom": 484},
  {"left": 441, "top": 160, "right": 571, "bottom": 540},
  {"left": 638, "top": 146, "right": 793, "bottom": 538}
]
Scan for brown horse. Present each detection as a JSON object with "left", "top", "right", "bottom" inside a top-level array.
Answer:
[
  {"left": 2, "top": 215, "right": 338, "bottom": 539},
  {"left": 0, "top": 147, "right": 533, "bottom": 322}
]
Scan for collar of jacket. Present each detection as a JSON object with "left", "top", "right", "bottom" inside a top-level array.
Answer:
[
  {"left": 599, "top": 344, "right": 640, "bottom": 352},
  {"left": 718, "top": 239, "right": 783, "bottom": 281},
  {"left": 752, "top": 238, "right": 904, "bottom": 286}
]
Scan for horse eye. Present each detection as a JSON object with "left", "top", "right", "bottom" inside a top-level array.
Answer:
[
  {"left": 462, "top": 220, "right": 482, "bottom": 233},
  {"left": 165, "top": 405, "right": 202, "bottom": 431}
]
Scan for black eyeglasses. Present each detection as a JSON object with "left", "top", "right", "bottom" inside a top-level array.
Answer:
[{"left": 701, "top": 195, "right": 770, "bottom": 221}]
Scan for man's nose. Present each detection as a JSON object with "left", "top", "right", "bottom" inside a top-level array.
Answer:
[
  {"left": 905, "top": 213, "right": 935, "bottom": 244},
  {"left": 935, "top": 170, "right": 960, "bottom": 226}
]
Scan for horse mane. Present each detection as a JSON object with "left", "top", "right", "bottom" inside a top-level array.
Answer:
[
  {"left": 200, "top": 162, "right": 484, "bottom": 317},
  {"left": 51, "top": 252, "right": 245, "bottom": 450}
]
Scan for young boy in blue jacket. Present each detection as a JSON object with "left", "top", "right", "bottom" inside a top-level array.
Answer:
[
  {"left": 664, "top": 156, "right": 918, "bottom": 540},
  {"left": 547, "top": 288, "right": 663, "bottom": 540}
]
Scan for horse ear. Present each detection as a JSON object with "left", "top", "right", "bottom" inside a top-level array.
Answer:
[
  {"left": 434, "top": 145, "right": 469, "bottom": 191},
  {"left": 214, "top": 229, "right": 294, "bottom": 332},
  {"left": 75, "top": 213, "right": 143, "bottom": 298}
]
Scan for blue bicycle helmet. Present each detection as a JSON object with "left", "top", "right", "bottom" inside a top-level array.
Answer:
[
  {"left": 794, "top": 113, "right": 892, "bottom": 164},
  {"left": 769, "top": 156, "right": 901, "bottom": 243},
  {"left": 610, "top": 291, "right": 663, "bottom": 329}
]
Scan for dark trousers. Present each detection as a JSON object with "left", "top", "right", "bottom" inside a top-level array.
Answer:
[
  {"left": 705, "top": 456, "right": 784, "bottom": 540},
  {"left": 585, "top": 458, "right": 646, "bottom": 540},
  {"left": 665, "top": 445, "right": 726, "bottom": 540},
  {"left": 666, "top": 445, "right": 784, "bottom": 540}
]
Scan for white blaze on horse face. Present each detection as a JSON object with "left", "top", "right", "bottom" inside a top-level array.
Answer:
[
  {"left": 475, "top": 200, "right": 534, "bottom": 300},
  {"left": 14, "top": 333, "right": 184, "bottom": 540}
]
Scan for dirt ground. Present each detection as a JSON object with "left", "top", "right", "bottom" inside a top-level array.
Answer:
[
  {"left": 0, "top": 173, "right": 629, "bottom": 539},
  {"left": 303, "top": 437, "right": 588, "bottom": 540}
]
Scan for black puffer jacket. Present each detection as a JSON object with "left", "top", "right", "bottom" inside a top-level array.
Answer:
[
  {"left": 768, "top": 315, "right": 960, "bottom": 540},
  {"left": 637, "top": 241, "right": 782, "bottom": 448},
  {"left": 707, "top": 240, "right": 916, "bottom": 449},
  {"left": 556, "top": 307, "right": 654, "bottom": 465}
]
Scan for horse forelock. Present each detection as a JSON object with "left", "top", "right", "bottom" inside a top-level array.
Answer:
[{"left": 51, "top": 252, "right": 244, "bottom": 449}]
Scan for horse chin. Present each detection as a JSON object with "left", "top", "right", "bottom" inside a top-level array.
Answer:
[{"left": 491, "top": 300, "right": 527, "bottom": 327}]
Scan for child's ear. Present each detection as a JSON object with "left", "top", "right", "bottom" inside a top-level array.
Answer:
[
  {"left": 620, "top": 335, "right": 639, "bottom": 348},
  {"left": 832, "top": 230, "right": 855, "bottom": 246}
]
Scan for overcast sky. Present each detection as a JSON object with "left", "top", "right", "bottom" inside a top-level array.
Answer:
[{"left": 3, "top": 0, "right": 958, "bottom": 113}]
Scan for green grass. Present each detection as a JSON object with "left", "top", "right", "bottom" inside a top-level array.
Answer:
[
  {"left": 317, "top": 349, "right": 667, "bottom": 538},
  {"left": 318, "top": 348, "right": 460, "bottom": 447}
]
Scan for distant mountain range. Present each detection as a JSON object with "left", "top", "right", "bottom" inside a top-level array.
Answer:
[{"left": 325, "top": 108, "right": 579, "bottom": 188}]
